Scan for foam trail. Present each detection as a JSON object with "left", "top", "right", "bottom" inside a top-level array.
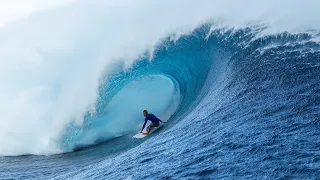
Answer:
[{"left": 0, "top": 0, "right": 320, "bottom": 156}]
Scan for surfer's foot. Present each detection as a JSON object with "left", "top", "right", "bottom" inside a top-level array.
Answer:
[{"left": 143, "top": 133, "right": 148, "bottom": 135}]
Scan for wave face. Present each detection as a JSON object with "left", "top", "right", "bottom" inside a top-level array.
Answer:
[{"left": 0, "top": 0, "right": 320, "bottom": 179}]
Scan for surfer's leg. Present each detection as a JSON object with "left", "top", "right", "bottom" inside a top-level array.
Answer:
[{"left": 147, "top": 123, "right": 153, "bottom": 134}]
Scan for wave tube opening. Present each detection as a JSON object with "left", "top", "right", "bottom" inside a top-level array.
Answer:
[{"left": 60, "top": 73, "right": 180, "bottom": 151}]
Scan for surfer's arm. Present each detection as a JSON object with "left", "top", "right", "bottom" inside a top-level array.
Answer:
[
  {"left": 141, "top": 119, "right": 147, "bottom": 132},
  {"left": 151, "top": 114, "right": 162, "bottom": 122}
]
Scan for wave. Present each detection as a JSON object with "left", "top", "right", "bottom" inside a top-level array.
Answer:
[{"left": 0, "top": 0, "right": 320, "bottom": 156}]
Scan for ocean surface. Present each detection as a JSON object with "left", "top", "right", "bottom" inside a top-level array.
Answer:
[{"left": 0, "top": 1, "right": 320, "bottom": 179}]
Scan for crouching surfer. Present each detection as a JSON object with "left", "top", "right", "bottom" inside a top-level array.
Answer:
[{"left": 140, "top": 110, "right": 165, "bottom": 135}]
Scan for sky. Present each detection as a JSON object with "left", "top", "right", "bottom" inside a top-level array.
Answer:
[{"left": 0, "top": 0, "right": 76, "bottom": 25}]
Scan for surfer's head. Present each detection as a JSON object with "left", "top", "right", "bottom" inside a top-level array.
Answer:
[{"left": 143, "top": 110, "right": 148, "bottom": 117}]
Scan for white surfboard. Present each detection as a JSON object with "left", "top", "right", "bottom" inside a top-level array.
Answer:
[{"left": 133, "top": 121, "right": 165, "bottom": 139}]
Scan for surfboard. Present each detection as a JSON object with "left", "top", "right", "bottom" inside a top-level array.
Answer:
[{"left": 133, "top": 122, "right": 165, "bottom": 139}]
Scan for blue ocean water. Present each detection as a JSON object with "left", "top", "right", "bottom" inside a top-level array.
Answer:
[{"left": 1, "top": 24, "right": 319, "bottom": 179}]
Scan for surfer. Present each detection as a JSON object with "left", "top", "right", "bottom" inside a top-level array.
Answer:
[{"left": 140, "top": 110, "right": 165, "bottom": 135}]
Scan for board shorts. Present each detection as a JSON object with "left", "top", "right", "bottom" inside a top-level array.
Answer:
[{"left": 152, "top": 121, "right": 160, "bottom": 127}]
